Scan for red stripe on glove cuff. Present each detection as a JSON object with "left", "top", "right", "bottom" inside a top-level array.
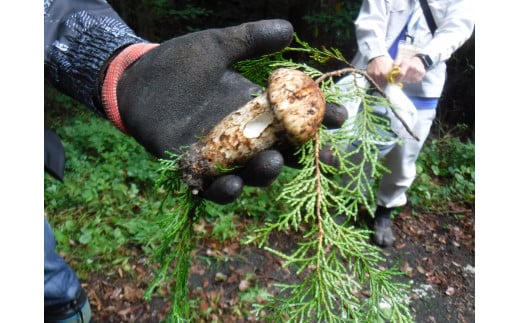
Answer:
[{"left": 101, "top": 43, "right": 159, "bottom": 133}]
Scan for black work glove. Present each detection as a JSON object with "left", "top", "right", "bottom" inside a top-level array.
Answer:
[
  {"left": 101, "top": 20, "right": 346, "bottom": 204},
  {"left": 100, "top": 20, "right": 294, "bottom": 204}
]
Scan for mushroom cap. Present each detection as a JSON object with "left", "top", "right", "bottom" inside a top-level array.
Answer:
[{"left": 267, "top": 68, "right": 326, "bottom": 144}]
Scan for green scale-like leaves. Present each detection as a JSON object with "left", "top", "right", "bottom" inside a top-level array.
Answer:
[{"left": 151, "top": 34, "right": 414, "bottom": 322}]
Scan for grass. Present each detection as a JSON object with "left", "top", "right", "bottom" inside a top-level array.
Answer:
[
  {"left": 409, "top": 130, "right": 475, "bottom": 214},
  {"left": 44, "top": 85, "right": 164, "bottom": 277}
]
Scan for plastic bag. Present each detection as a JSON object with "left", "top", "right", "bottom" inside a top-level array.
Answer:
[
  {"left": 334, "top": 71, "right": 417, "bottom": 139},
  {"left": 331, "top": 70, "right": 418, "bottom": 156},
  {"left": 333, "top": 73, "right": 396, "bottom": 155},
  {"left": 383, "top": 82, "right": 417, "bottom": 140}
]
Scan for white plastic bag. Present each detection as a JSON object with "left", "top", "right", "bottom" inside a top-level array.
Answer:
[
  {"left": 332, "top": 73, "right": 395, "bottom": 155},
  {"left": 330, "top": 71, "right": 418, "bottom": 156},
  {"left": 383, "top": 83, "right": 417, "bottom": 140},
  {"left": 334, "top": 71, "right": 416, "bottom": 139}
]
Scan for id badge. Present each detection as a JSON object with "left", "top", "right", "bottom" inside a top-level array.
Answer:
[{"left": 396, "top": 39, "right": 420, "bottom": 61}]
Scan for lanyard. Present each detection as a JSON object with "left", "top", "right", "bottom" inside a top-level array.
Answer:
[
  {"left": 388, "top": 1, "right": 419, "bottom": 58},
  {"left": 405, "top": 0, "right": 421, "bottom": 44}
]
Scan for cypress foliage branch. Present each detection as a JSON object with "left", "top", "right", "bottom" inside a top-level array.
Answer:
[{"left": 150, "top": 34, "right": 414, "bottom": 322}]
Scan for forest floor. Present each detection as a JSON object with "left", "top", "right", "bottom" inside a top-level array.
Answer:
[{"left": 83, "top": 203, "right": 475, "bottom": 323}]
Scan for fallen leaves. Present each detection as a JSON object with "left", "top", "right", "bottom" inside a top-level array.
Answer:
[
  {"left": 390, "top": 205, "right": 475, "bottom": 320},
  {"left": 83, "top": 204, "right": 474, "bottom": 322}
]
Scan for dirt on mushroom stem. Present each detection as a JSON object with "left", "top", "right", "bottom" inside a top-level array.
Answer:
[{"left": 179, "top": 68, "right": 326, "bottom": 193}]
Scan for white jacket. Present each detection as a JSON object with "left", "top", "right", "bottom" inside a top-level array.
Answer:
[{"left": 351, "top": 0, "right": 475, "bottom": 98}]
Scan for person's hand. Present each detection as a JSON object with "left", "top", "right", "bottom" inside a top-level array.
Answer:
[
  {"left": 392, "top": 56, "right": 426, "bottom": 84},
  {"left": 100, "top": 19, "right": 343, "bottom": 204},
  {"left": 366, "top": 55, "right": 394, "bottom": 88}
]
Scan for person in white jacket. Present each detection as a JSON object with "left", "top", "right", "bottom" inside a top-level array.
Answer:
[{"left": 345, "top": 0, "right": 474, "bottom": 247}]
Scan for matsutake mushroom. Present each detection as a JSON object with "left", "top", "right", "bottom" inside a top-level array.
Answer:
[{"left": 179, "top": 68, "right": 326, "bottom": 193}]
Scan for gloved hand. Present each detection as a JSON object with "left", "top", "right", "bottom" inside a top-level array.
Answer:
[{"left": 100, "top": 19, "right": 342, "bottom": 204}]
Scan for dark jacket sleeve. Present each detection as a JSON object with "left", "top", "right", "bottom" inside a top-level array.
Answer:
[{"left": 44, "top": 0, "right": 147, "bottom": 114}]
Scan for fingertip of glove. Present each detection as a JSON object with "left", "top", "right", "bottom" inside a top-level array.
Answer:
[
  {"left": 247, "top": 19, "right": 294, "bottom": 54},
  {"left": 202, "top": 175, "right": 243, "bottom": 205},
  {"left": 280, "top": 147, "right": 302, "bottom": 169},
  {"left": 240, "top": 150, "right": 284, "bottom": 187},
  {"left": 319, "top": 144, "right": 340, "bottom": 168},
  {"left": 322, "top": 103, "right": 348, "bottom": 129}
]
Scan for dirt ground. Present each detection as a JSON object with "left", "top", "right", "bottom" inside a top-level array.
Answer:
[{"left": 84, "top": 204, "right": 475, "bottom": 322}]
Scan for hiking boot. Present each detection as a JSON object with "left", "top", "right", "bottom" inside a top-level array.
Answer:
[
  {"left": 45, "top": 287, "right": 92, "bottom": 323},
  {"left": 372, "top": 206, "right": 395, "bottom": 247}
]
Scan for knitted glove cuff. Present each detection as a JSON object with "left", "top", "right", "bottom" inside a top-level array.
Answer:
[{"left": 101, "top": 43, "right": 159, "bottom": 133}]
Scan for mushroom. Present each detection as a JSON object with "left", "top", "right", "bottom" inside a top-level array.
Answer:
[{"left": 179, "top": 68, "right": 326, "bottom": 193}]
